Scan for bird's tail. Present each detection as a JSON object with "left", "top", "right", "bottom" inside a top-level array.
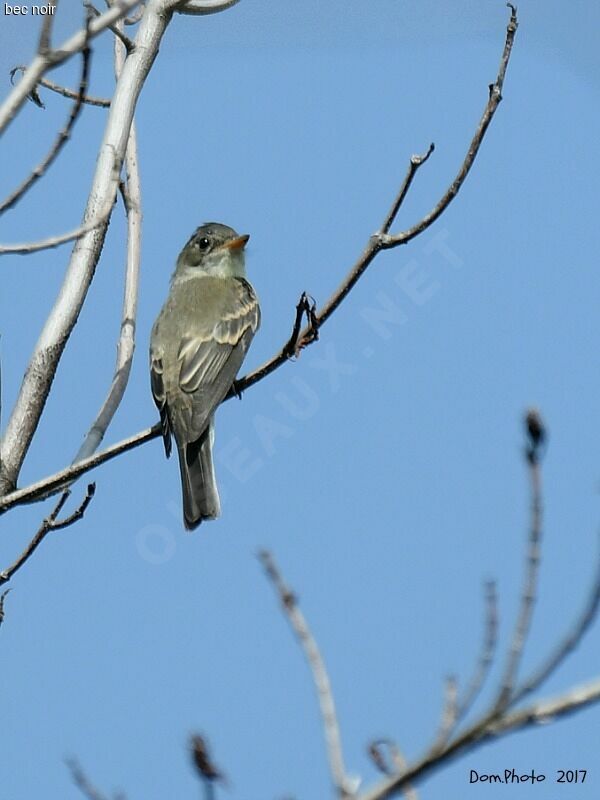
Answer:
[{"left": 178, "top": 419, "right": 220, "bottom": 530}]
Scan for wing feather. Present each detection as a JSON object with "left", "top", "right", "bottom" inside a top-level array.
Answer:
[{"left": 176, "top": 279, "right": 260, "bottom": 439}]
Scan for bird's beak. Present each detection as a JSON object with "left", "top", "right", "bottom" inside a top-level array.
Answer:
[{"left": 222, "top": 234, "right": 250, "bottom": 251}]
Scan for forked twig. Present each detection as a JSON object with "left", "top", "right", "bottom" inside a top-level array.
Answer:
[
  {"left": 234, "top": 5, "right": 519, "bottom": 392},
  {"left": 0, "top": 484, "right": 95, "bottom": 586},
  {"left": 512, "top": 533, "right": 600, "bottom": 705},
  {"left": 368, "top": 740, "right": 418, "bottom": 800},
  {"left": 0, "top": 0, "right": 143, "bottom": 134},
  {"left": 435, "top": 580, "right": 498, "bottom": 747}
]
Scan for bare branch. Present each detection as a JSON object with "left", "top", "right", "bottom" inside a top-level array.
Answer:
[
  {"left": 434, "top": 676, "right": 458, "bottom": 745},
  {"left": 259, "top": 550, "right": 352, "bottom": 798},
  {"left": 229, "top": 292, "right": 319, "bottom": 399},
  {"left": 0, "top": 4, "right": 519, "bottom": 500},
  {"left": 37, "top": 0, "right": 60, "bottom": 54},
  {"left": 496, "top": 409, "right": 546, "bottom": 707},
  {"left": 0, "top": 484, "right": 95, "bottom": 587},
  {"left": 0, "top": 0, "right": 176, "bottom": 498},
  {"left": 0, "top": 189, "right": 116, "bottom": 254},
  {"left": 512, "top": 533, "right": 600, "bottom": 705},
  {"left": 86, "top": 2, "right": 136, "bottom": 51},
  {"left": 72, "top": 26, "right": 142, "bottom": 464},
  {"left": 233, "top": 6, "right": 518, "bottom": 396},
  {"left": 359, "top": 678, "right": 600, "bottom": 800},
  {"left": 381, "top": 3, "right": 518, "bottom": 249},
  {"left": 490, "top": 678, "right": 600, "bottom": 734},
  {"left": 0, "top": 588, "right": 10, "bottom": 627},
  {"left": 9, "top": 67, "right": 110, "bottom": 108},
  {"left": 436, "top": 579, "right": 498, "bottom": 748},
  {"left": 0, "top": 425, "right": 159, "bottom": 515},
  {"left": 358, "top": 403, "right": 600, "bottom": 800},
  {"left": 0, "top": 46, "right": 93, "bottom": 216},
  {"left": 368, "top": 741, "right": 418, "bottom": 800},
  {"left": 0, "top": 0, "right": 143, "bottom": 135},
  {"left": 66, "top": 757, "right": 110, "bottom": 800},
  {"left": 380, "top": 144, "right": 435, "bottom": 236}
]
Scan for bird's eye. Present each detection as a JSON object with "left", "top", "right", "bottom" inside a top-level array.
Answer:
[{"left": 198, "top": 237, "right": 210, "bottom": 251}]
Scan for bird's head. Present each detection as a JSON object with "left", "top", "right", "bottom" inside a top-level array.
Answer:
[{"left": 174, "top": 222, "right": 249, "bottom": 281}]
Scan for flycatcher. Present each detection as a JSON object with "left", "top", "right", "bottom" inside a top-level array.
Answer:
[{"left": 150, "top": 223, "right": 260, "bottom": 530}]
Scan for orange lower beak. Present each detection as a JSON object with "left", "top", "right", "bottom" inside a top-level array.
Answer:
[{"left": 223, "top": 234, "right": 250, "bottom": 251}]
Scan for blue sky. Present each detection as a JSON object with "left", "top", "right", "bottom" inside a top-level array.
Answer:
[{"left": 1, "top": 1, "right": 599, "bottom": 798}]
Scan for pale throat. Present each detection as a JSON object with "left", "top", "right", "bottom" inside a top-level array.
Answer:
[{"left": 173, "top": 249, "right": 247, "bottom": 284}]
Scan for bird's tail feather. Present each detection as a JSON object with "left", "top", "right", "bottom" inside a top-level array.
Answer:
[{"left": 178, "top": 419, "right": 220, "bottom": 530}]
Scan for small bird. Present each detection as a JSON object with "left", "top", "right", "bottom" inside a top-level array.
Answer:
[{"left": 150, "top": 223, "right": 260, "bottom": 530}]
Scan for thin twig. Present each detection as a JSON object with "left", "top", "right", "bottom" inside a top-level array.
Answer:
[
  {"left": 0, "top": 425, "right": 159, "bottom": 514},
  {"left": 435, "top": 579, "right": 498, "bottom": 748},
  {"left": 37, "top": 0, "right": 59, "bottom": 54},
  {"left": 0, "top": 0, "right": 143, "bottom": 134},
  {"left": 0, "top": 46, "right": 93, "bottom": 216},
  {"left": 9, "top": 67, "right": 110, "bottom": 108},
  {"left": 0, "top": 588, "right": 10, "bottom": 627},
  {"left": 86, "top": 2, "right": 135, "bottom": 51},
  {"left": 358, "top": 678, "right": 600, "bottom": 800},
  {"left": 190, "top": 733, "right": 224, "bottom": 796},
  {"left": 496, "top": 409, "right": 545, "bottom": 707},
  {"left": 233, "top": 6, "right": 518, "bottom": 395},
  {"left": 512, "top": 532, "right": 600, "bottom": 705},
  {"left": 259, "top": 551, "right": 352, "bottom": 798},
  {"left": 435, "top": 676, "right": 458, "bottom": 745},
  {"left": 0, "top": 193, "right": 116, "bottom": 255},
  {"left": 72, "top": 25, "right": 141, "bottom": 464},
  {"left": 380, "top": 144, "right": 435, "bottom": 235},
  {"left": 0, "top": 484, "right": 95, "bottom": 586},
  {"left": 368, "top": 741, "right": 418, "bottom": 800},
  {"left": 0, "top": 5, "right": 519, "bottom": 505},
  {"left": 381, "top": 3, "right": 518, "bottom": 249},
  {"left": 66, "top": 757, "right": 110, "bottom": 800}
]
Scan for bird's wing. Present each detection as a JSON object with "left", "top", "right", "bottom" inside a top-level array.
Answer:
[
  {"left": 177, "top": 279, "right": 260, "bottom": 440},
  {"left": 150, "top": 349, "right": 173, "bottom": 458}
]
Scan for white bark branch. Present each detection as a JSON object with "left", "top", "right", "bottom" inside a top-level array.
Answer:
[
  {"left": 0, "top": 0, "right": 143, "bottom": 135},
  {"left": 259, "top": 551, "right": 352, "bottom": 798},
  {"left": 73, "top": 28, "right": 142, "bottom": 464},
  {"left": 0, "top": 0, "right": 169, "bottom": 495}
]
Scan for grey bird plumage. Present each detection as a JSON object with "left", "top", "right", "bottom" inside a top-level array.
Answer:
[{"left": 150, "top": 223, "right": 260, "bottom": 530}]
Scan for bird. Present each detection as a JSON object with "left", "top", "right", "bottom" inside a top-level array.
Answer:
[{"left": 150, "top": 223, "right": 260, "bottom": 530}]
